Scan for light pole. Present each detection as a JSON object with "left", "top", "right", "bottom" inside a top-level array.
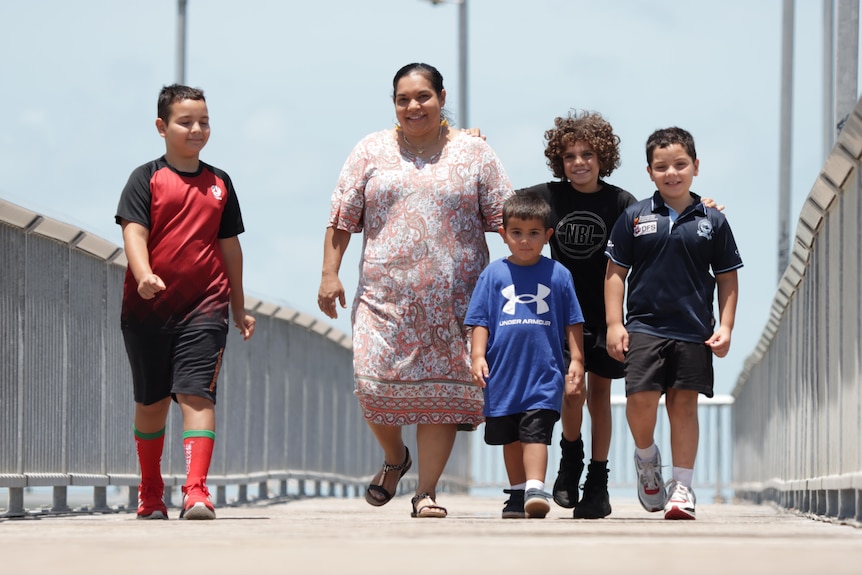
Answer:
[
  {"left": 426, "top": 0, "right": 468, "bottom": 128},
  {"left": 177, "top": 0, "right": 188, "bottom": 84},
  {"left": 777, "top": 0, "right": 792, "bottom": 281}
]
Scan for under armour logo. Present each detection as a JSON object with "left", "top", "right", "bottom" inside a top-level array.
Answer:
[{"left": 501, "top": 284, "right": 551, "bottom": 315}]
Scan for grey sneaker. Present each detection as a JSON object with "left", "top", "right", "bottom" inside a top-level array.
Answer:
[
  {"left": 634, "top": 450, "right": 666, "bottom": 512},
  {"left": 501, "top": 489, "right": 525, "bottom": 519},
  {"left": 524, "top": 488, "right": 552, "bottom": 518},
  {"left": 664, "top": 480, "right": 696, "bottom": 520}
]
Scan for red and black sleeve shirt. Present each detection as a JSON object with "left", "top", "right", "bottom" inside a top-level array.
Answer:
[{"left": 115, "top": 156, "right": 245, "bottom": 332}]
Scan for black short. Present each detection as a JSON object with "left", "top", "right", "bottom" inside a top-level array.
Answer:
[
  {"left": 624, "top": 332, "right": 714, "bottom": 398},
  {"left": 484, "top": 409, "right": 560, "bottom": 445},
  {"left": 565, "top": 323, "right": 624, "bottom": 380},
  {"left": 122, "top": 327, "right": 227, "bottom": 405}
]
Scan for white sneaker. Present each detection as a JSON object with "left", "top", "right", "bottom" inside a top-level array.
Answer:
[
  {"left": 664, "top": 480, "right": 696, "bottom": 520},
  {"left": 634, "top": 450, "right": 666, "bottom": 512}
]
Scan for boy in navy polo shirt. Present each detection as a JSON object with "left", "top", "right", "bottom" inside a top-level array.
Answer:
[
  {"left": 466, "top": 191, "right": 585, "bottom": 519},
  {"left": 116, "top": 84, "right": 256, "bottom": 520},
  {"left": 604, "top": 127, "right": 742, "bottom": 520}
]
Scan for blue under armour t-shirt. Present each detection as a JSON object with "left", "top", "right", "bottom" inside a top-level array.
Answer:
[{"left": 465, "top": 256, "right": 584, "bottom": 417}]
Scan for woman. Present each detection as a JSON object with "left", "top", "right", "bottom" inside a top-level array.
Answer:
[{"left": 317, "top": 62, "right": 513, "bottom": 518}]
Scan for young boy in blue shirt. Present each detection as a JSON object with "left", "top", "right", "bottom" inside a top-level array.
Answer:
[
  {"left": 466, "top": 191, "right": 585, "bottom": 519},
  {"left": 605, "top": 127, "right": 742, "bottom": 520}
]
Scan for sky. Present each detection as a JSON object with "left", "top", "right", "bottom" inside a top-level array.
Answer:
[{"left": 0, "top": 0, "right": 853, "bottom": 396}]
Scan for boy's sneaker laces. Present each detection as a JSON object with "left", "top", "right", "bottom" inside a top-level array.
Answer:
[
  {"left": 180, "top": 484, "right": 215, "bottom": 520},
  {"left": 137, "top": 483, "right": 168, "bottom": 520}
]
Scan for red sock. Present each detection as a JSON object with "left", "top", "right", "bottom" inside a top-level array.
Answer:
[
  {"left": 183, "top": 430, "right": 215, "bottom": 490},
  {"left": 134, "top": 427, "right": 165, "bottom": 487}
]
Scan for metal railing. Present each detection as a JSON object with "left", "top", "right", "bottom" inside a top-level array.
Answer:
[
  {"left": 732, "top": 96, "right": 862, "bottom": 524},
  {"left": 0, "top": 199, "right": 471, "bottom": 517}
]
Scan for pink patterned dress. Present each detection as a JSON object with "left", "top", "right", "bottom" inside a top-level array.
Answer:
[{"left": 328, "top": 129, "right": 513, "bottom": 426}]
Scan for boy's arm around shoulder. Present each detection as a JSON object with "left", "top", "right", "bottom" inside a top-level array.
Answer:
[
  {"left": 706, "top": 269, "right": 739, "bottom": 358},
  {"left": 219, "top": 236, "right": 255, "bottom": 341}
]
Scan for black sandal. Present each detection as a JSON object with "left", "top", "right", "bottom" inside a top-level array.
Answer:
[
  {"left": 410, "top": 492, "right": 448, "bottom": 518},
  {"left": 365, "top": 446, "right": 412, "bottom": 507}
]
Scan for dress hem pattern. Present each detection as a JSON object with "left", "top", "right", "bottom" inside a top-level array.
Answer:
[{"left": 356, "top": 376, "right": 484, "bottom": 426}]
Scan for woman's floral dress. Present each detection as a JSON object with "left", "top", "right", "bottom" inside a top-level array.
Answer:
[{"left": 328, "top": 129, "right": 513, "bottom": 426}]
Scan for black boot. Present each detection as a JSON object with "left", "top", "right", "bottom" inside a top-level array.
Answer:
[
  {"left": 573, "top": 460, "right": 612, "bottom": 519},
  {"left": 552, "top": 436, "right": 584, "bottom": 508}
]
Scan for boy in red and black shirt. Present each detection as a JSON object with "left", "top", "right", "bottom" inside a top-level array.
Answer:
[{"left": 115, "top": 84, "right": 255, "bottom": 520}]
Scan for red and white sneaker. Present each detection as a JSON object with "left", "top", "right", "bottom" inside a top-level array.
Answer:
[
  {"left": 180, "top": 484, "right": 215, "bottom": 520},
  {"left": 664, "top": 480, "right": 696, "bottom": 520},
  {"left": 137, "top": 481, "right": 168, "bottom": 520}
]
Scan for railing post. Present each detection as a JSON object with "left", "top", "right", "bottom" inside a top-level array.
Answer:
[{"left": 714, "top": 404, "right": 724, "bottom": 503}]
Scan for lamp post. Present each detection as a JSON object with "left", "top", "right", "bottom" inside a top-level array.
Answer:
[
  {"left": 777, "top": 0, "right": 792, "bottom": 281},
  {"left": 177, "top": 0, "right": 188, "bottom": 84},
  {"left": 426, "top": 0, "right": 468, "bottom": 128}
]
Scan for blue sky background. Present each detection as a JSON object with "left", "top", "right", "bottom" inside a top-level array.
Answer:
[{"left": 0, "top": 1, "right": 852, "bottom": 396}]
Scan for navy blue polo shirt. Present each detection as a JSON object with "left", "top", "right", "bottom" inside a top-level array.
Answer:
[{"left": 605, "top": 191, "right": 743, "bottom": 342}]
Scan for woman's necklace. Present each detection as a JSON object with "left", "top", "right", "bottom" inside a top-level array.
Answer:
[{"left": 402, "top": 125, "right": 442, "bottom": 155}]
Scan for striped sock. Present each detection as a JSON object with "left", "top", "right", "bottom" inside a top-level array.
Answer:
[
  {"left": 183, "top": 430, "right": 215, "bottom": 490},
  {"left": 134, "top": 426, "right": 165, "bottom": 486}
]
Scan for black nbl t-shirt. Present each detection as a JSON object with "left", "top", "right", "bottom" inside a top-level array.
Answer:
[
  {"left": 115, "top": 156, "right": 244, "bottom": 331},
  {"left": 519, "top": 181, "right": 636, "bottom": 329}
]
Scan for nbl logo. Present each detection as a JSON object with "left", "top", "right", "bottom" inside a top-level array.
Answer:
[
  {"left": 501, "top": 284, "right": 551, "bottom": 315},
  {"left": 555, "top": 211, "right": 607, "bottom": 259}
]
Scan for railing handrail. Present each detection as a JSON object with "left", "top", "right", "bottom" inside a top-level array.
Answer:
[
  {"left": 730, "top": 96, "right": 862, "bottom": 523},
  {"left": 0, "top": 198, "right": 472, "bottom": 517}
]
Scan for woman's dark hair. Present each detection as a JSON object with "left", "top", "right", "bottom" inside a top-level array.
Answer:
[{"left": 392, "top": 63, "right": 453, "bottom": 126}]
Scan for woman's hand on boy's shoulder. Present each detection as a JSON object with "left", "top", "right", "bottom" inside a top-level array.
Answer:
[
  {"left": 461, "top": 127, "right": 486, "bottom": 141},
  {"left": 701, "top": 197, "right": 725, "bottom": 211}
]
